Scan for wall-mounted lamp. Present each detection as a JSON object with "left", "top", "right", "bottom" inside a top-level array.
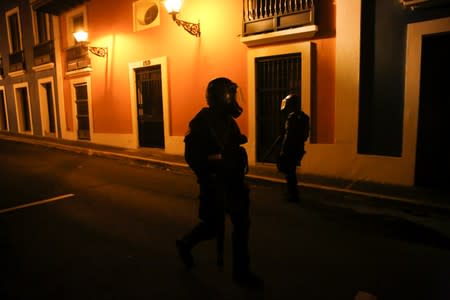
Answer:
[
  {"left": 162, "top": 0, "right": 200, "bottom": 37},
  {"left": 73, "top": 30, "right": 108, "bottom": 57}
]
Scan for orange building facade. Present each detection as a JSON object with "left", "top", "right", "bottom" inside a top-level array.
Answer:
[
  {"left": 55, "top": 0, "right": 337, "bottom": 171},
  {"left": 2, "top": 0, "right": 450, "bottom": 188}
]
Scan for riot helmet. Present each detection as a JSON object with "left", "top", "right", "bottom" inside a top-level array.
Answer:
[
  {"left": 206, "top": 77, "right": 243, "bottom": 118},
  {"left": 280, "top": 93, "right": 300, "bottom": 114}
]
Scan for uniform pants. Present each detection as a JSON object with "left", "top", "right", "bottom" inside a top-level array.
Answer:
[{"left": 181, "top": 178, "right": 250, "bottom": 275}]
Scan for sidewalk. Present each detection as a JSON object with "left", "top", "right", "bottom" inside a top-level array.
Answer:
[{"left": 1, "top": 132, "right": 449, "bottom": 215}]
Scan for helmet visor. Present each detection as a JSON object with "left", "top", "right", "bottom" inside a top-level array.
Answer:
[{"left": 280, "top": 97, "right": 287, "bottom": 111}]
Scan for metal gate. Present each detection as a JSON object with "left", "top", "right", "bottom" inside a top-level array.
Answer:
[
  {"left": 135, "top": 65, "right": 164, "bottom": 148},
  {"left": 256, "top": 53, "right": 301, "bottom": 163}
]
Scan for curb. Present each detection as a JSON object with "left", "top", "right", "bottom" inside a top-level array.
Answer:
[{"left": 2, "top": 134, "right": 450, "bottom": 214}]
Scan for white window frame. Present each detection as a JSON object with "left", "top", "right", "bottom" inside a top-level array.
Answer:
[
  {"left": 13, "top": 82, "right": 34, "bottom": 134},
  {"left": 38, "top": 77, "right": 58, "bottom": 137},
  {"left": 402, "top": 17, "right": 450, "bottom": 184},
  {"left": 247, "top": 42, "right": 312, "bottom": 164},
  {"left": 5, "top": 7, "right": 23, "bottom": 53},
  {"left": 0, "top": 86, "right": 10, "bottom": 131},
  {"left": 70, "top": 76, "right": 93, "bottom": 140},
  {"left": 31, "top": 9, "right": 51, "bottom": 45},
  {"left": 66, "top": 6, "right": 88, "bottom": 48}
]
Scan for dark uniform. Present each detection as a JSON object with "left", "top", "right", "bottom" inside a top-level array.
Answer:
[
  {"left": 277, "top": 94, "right": 310, "bottom": 202},
  {"left": 177, "top": 77, "right": 262, "bottom": 288}
]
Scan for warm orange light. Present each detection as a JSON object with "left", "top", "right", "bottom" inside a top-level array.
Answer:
[
  {"left": 163, "top": 0, "right": 183, "bottom": 14},
  {"left": 73, "top": 30, "right": 88, "bottom": 42}
]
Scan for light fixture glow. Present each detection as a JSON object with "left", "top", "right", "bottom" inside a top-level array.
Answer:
[
  {"left": 162, "top": 0, "right": 200, "bottom": 37},
  {"left": 73, "top": 30, "right": 88, "bottom": 43},
  {"left": 163, "top": 0, "right": 183, "bottom": 14},
  {"left": 72, "top": 30, "right": 107, "bottom": 57}
]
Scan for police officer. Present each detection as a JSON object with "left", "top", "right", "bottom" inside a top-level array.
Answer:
[
  {"left": 176, "top": 77, "right": 263, "bottom": 288},
  {"left": 277, "top": 93, "right": 310, "bottom": 203}
]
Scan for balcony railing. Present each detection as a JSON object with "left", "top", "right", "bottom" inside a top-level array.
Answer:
[
  {"left": 66, "top": 42, "right": 91, "bottom": 72},
  {"left": 33, "top": 40, "right": 55, "bottom": 66},
  {"left": 243, "top": 0, "right": 315, "bottom": 36},
  {"left": 9, "top": 51, "right": 26, "bottom": 72}
]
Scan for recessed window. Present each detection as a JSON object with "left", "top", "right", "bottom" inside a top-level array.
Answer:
[
  {"left": 6, "top": 8, "right": 23, "bottom": 53},
  {"left": 14, "top": 86, "right": 32, "bottom": 133},
  {"left": 33, "top": 10, "right": 51, "bottom": 44}
]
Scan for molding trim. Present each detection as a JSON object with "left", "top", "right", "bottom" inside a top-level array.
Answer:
[
  {"left": 241, "top": 25, "right": 318, "bottom": 47},
  {"left": 65, "top": 67, "right": 93, "bottom": 78},
  {"left": 8, "top": 70, "right": 26, "bottom": 78},
  {"left": 32, "top": 63, "right": 55, "bottom": 72}
]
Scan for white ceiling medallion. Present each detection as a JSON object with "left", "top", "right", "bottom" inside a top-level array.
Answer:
[{"left": 133, "top": 0, "right": 161, "bottom": 32}]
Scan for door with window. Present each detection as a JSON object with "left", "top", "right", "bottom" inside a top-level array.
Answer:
[
  {"left": 255, "top": 53, "right": 301, "bottom": 163},
  {"left": 74, "top": 83, "right": 90, "bottom": 140},
  {"left": 135, "top": 65, "right": 164, "bottom": 148}
]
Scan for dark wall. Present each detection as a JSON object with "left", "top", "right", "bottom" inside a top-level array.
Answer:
[{"left": 358, "top": 0, "right": 450, "bottom": 157}]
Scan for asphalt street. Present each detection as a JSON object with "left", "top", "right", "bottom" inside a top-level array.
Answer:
[{"left": 1, "top": 140, "right": 450, "bottom": 300}]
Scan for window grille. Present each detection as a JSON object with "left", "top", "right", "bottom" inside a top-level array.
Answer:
[{"left": 256, "top": 53, "right": 301, "bottom": 162}]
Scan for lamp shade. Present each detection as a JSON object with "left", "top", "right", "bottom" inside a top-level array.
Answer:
[
  {"left": 73, "top": 30, "right": 88, "bottom": 42},
  {"left": 163, "top": 0, "right": 183, "bottom": 14}
]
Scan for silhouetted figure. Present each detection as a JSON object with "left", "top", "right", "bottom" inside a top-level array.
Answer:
[
  {"left": 176, "top": 77, "right": 263, "bottom": 289},
  {"left": 277, "top": 94, "right": 310, "bottom": 203}
]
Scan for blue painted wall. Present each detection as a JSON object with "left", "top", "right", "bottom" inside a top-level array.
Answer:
[{"left": 358, "top": 0, "right": 450, "bottom": 157}]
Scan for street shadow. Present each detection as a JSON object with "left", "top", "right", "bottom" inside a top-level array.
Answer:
[
  {"left": 277, "top": 184, "right": 450, "bottom": 252},
  {"left": 317, "top": 206, "right": 450, "bottom": 252},
  {"left": 374, "top": 215, "right": 450, "bottom": 252},
  {"left": 178, "top": 270, "right": 225, "bottom": 300},
  {"left": 177, "top": 269, "right": 265, "bottom": 300}
]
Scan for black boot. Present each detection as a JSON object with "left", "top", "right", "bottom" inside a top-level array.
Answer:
[
  {"left": 176, "top": 222, "right": 217, "bottom": 270},
  {"left": 231, "top": 227, "right": 263, "bottom": 289},
  {"left": 176, "top": 239, "right": 194, "bottom": 270}
]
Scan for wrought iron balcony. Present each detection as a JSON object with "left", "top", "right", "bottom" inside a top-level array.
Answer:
[
  {"left": 243, "top": 0, "right": 316, "bottom": 36},
  {"left": 66, "top": 42, "right": 91, "bottom": 72},
  {"left": 33, "top": 40, "right": 55, "bottom": 66},
  {"left": 9, "top": 51, "right": 26, "bottom": 73}
]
